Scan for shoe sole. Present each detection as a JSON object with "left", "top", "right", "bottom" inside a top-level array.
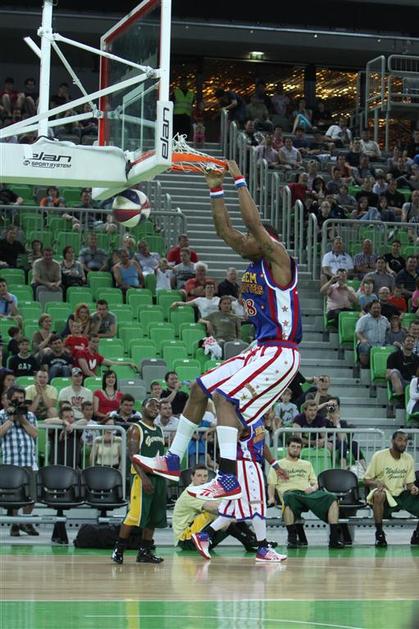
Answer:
[
  {"left": 187, "top": 488, "right": 242, "bottom": 501},
  {"left": 133, "top": 458, "right": 180, "bottom": 482},
  {"left": 255, "top": 555, "right": 287, "bottom": 562},
  {"left": 191, "top": 534, "right": 211, "bottom": 560}
]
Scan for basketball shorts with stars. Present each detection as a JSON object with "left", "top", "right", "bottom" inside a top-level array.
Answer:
[{"left": 197, "top": 343, "right": 300, "bottom": 427}]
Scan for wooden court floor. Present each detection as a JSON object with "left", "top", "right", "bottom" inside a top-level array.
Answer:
[{"left": 1, "top": 545, "right": 418, "bottom": 629}]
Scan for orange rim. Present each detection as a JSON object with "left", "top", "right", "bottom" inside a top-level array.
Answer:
[{"left": 171, "top": 152, "right": 227, "bottom": 171}]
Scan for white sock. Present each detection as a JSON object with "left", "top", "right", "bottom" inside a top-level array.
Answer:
[
  {"left": 252, "top": 516, "right": 267, "bottom": 542},
  {"left": 209, "top": 516, "right": 231, "bottom": 532},
  {"left": 168, "top": 415, "right": 196, "bottom": 459},
  {"left": 217, "top": 426, "right": 238, "bottom": 461}
]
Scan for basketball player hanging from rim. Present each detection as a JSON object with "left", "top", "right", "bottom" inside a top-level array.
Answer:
[{"left": 135, "top": 159, "right": 302, "bottom": 501}]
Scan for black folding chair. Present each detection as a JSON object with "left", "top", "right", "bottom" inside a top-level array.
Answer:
[
  {"left": 81, "top": 466, "right": 127, "bottom": 517},
  {"left": 0, "top": 464, "right": 35, "bottom": 515},
  {"left": 37, "top": 465, "right": 83, "bottom": 543}
]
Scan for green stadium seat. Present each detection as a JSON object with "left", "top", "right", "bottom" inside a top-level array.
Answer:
[
  {"left": 48, "top": 217, "right": 71, "bottom": 233},
  {"left": 401, "top": 313, "right": 417, "bottom": 329},
  {"left": 83, "top": 376, "right": 102, "bottom": 392},
  {"left": 87, "top": 272, "right": 113, "bottom": 297},
  {"left": 62, "top": 187, "right": 82, "bottom": 206},
  {"left": 18, "top": 301, "right": 42, "bottom": 319},
  {"left": 149, "top": 322, "right": 176, "bottom": 353},
  {"left": 204, "top": 359, "right": 222, "bottom": 372},
  {"left": 118, "top": 324, "right": 144, "bottom": 353},
  {"left": 36, "top": 420, "right": 47, "bottom": 467},
  {"left": 338, "top": 311, "right": 360, "bottom": 348},
  {"left": 346, "top": 279, "right": 361, "bottom": 291},
  {"left": 15, "top": 376, "right": 35, "bottom": 388},
  {"left": 44, "top": 303, "right": 72, "bottom": 319},
  {"left": 240, "top": 323, "right": 254, "bottom": 343},
  {"left": 138, "top": 305, "right": 164, "bottom": 331},
  {"left": 24, "top": 320, "right": 39, "bottom": 341},
  {"left": 180, "top": 323, "right": 206, "bottom": 354},
  {"left": 0, "top": 318, "right": 15, "bottom": 340},
  {"left": 144, "top": 273, "right": 157, "bottom": 295},
  {"left": 67, "top": 287, "right": 94, "bottom": 309},
  {"left": 194, "top": 347, "right": 208, "bottom": 370},
  {"left": 370, "top": 346, "right": 397, "bottom": 385},
  {"left": 403, "top": 245, "right": 418, "bottom": 258},
  {"left": 1, "top": 268, "right": 26, "bottom": 284},
  {"left": 131, "top": 220, "right": 155, "bottom": 238},
  {"left": 157, "top": 291, "right": 184, "bottom": 320},
  {"left": 106, "top": 360, "right": 137, "bottom": 380},
  {"left": 10, "top": 184, "right": 33, "bottom": 204},
  {"left": 162, "top": 341, "right": 188, "bottom": 367},
  {"left": 130, "top": 340, "right": 158, "bottom": 364},
  {"left": 98, "top": 338, "right": 124, "bottom": 359},
  {"left": 169, "top": 306, "right": 195, "bottom": 336},
  {"left": 98, "top": 288, "right": 123, "bottom": 306},
  {"left": 28, "top": 230, "right": 53, "bottom": 248},
  {"left": 50, "top": 377, "right": 71, "bottom": 393},
  {"left": 127, "top": 287, "right": 153, "bottom": 302},
  {"left": 22, "top": 214, "right": 43, "bottom": 232},
  {"left": 55, "top": 231, "right": 82, "bottom": 253},
  {"left": 301, "top": 448, "right": 332, "bottom": 476},
  {"left": 405, "top": 385, "right": 419, "bottom": 425},
  {"left": 172, "top": 358, "right": 201, "bottom": 382},
  {"left": 12, "top": 285, "right": 33, "bottom": 302},
  {"left": 146, "top": 235, "right": 165, "bottom": 256},
  {"left": 111, "top": 304, "right": 134, "bottom": 325},
  {"left": 128, "top": 291, "right": 154, "bottom": 316}
]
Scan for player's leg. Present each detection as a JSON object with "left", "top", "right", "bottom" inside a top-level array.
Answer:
[
  {"left": 371, "top": 490, "right": 387, "bottom": 547},
  {"left": 137, "top": 476, "right": 166, "bottom": 563},
  {"left": 112, "top": 475, "right": 141, "bottom": 563},
  {"left": 326, "top": 500, "right": 345, "bottom": 549},
  {"left": 134, "top": 356, "right": 245, "bottom": 480},
  {"left": 252, "top": 516, "right": 287, "bottom": 562}
]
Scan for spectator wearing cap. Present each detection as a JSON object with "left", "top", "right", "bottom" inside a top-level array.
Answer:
[
  {"left": 58, "top": 367, "right": 93, "bottom": 420},
  {"left": 320, "top": 269, "right": 358, "bottom": 329},
  {"left": 363, "top": 257, "right": 395, "bottom": 294},
  {"left": 355, "top": 300, "right": 390, "bottom": 368},
  {"left": 353, "top": 239, "right": 378, "bottom": 280},
  {"left": 167, "top": 234, "right": 198, "bottom": 266},
  {"left": 321, "top": 237, "right": 354, "bottom": 283}
]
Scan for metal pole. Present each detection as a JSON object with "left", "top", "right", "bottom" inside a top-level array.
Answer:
[{"left": 37, "top": 0, "right": 54, "bottom": 138}]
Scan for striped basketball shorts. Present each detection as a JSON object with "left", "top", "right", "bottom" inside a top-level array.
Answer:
[
  {"left": 218, "top": 459, "right": 266, "bottom": 521},
  {"left": 197, "top": 343, "right": 300, "bottom": 427}
]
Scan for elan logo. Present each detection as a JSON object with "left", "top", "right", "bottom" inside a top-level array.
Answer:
[
  {"left": 23, "top": 151, "right": 72, "bottom": 169},
  {"left": 160, "top": 106, "right": 170, "bottom": 159}
]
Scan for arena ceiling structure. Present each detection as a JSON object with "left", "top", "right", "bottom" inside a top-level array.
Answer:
[{"left": 0, "top": 0, "right": 418, "bottom": 70}]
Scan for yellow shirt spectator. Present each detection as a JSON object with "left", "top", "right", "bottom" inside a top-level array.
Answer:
[
  {"left": 268, "top": 457, "right": 317, "bottom": 497},
  {"left": 172, "top": 487, "right": 215, "bottom": 542},
  {"left": 364, "top": 449, "right": 415, "bottom": 497}
]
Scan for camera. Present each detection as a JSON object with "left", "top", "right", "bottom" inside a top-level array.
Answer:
[
  {"left": 327, "top": 404, "right": 337, "bottom": 413},
  {"left": 7, "top": 401, "right": 29, "bottom": 416}
]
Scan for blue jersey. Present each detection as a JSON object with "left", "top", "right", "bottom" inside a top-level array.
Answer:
[
  {"left": 241, "top": 256, "right": 302, "bottom": 344},
  {"left": 237, "top": 418, "right": 265, "bottom": 465}
]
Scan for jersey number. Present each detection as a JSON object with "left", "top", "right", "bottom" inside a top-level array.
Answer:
[{"left": 244, "top": 299, "right": 257, "bottom": 317}]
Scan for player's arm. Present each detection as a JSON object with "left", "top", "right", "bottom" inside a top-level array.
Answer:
[
  {"left": 227, "top": 161, "right": 292, "bottom": 285},
  {"left": 263, "top": 443, "right": 289, "bottom": 480},
  {"left": 204, "top": 168, "right": 254, "bottom": 257}
]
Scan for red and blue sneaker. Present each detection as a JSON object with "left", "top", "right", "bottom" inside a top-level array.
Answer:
[
  {"left": 255, "top": 546, "right": 287, "bottom": 563},
  {"left": 187, "top": 473, "right": 242, "bottom": 501},
  {"left": 132, "top": 452, "right": 181, "bottom": 481},
  {"left": 191, "top": 532, "right": 211, "bottom": 560}
]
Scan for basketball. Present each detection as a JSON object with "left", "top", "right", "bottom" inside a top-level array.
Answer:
[{"left": 112, "top": 189, "right": 151, "bottom": 228}]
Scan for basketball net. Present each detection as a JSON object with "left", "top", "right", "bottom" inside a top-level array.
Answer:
[{"left": 171, "top": 134, "right": 227, "bottom": 174}]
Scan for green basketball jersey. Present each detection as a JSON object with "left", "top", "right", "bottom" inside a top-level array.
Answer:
[{"left": 138, "top": 421, "right": 165, "bottom": 458}]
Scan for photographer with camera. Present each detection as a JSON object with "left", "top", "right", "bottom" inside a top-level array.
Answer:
[
  {"left": 325, "top": 397, "right": 367, "bottom": 473},
  {"left": 0, "top": 386, "right": 39, "bottom": 537}
]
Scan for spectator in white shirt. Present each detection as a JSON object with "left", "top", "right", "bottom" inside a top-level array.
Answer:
[
  {"left": 154, "top": 400, "right": 179, "bottom": 444},
  {"left": 278, "top": 137, "right": 302, "bottom": 169},
  {"left": 321, "top": 237, "right": 354, "bottom": 283},
  {"left": 325, "top": 117, "right": 352, "bottom": 148},
  {"left": 171, "top": 282, "right": 219, "bottom": 318},
  {"left": 360, "top": 129, "right": 381, "bottom": 160}
]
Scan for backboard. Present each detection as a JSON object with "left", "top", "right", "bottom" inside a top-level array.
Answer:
[{"left": 96, "top": 0, "right": 173, "bottom": 198}]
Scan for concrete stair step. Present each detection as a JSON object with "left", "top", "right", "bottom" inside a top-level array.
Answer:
[
  {"left": 300, "top": 348, "right": 344, "bottom": 360},
  {"left": 341, "top": 406, "right": 386, "bottom": 419}
]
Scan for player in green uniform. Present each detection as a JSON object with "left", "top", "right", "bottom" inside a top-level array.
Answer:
[{"left": 112, "top": 398, "right": 167, "bottom": 564}]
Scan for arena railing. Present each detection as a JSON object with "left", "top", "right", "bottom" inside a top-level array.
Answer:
[
  {"left": 272, "top": 427, "right": 386, "bottom": 470},
  {"left": 321, "top": 218, "right": 417, "bottom": 262},
  {"left": 37, "top": 423, "right": 128, "bottom": 499},
  {"left": 2, "top": 203, "right": 187, "bottom": 250},
  {"left": 307, "top": 212, "right": 319, "bottom": 280}
]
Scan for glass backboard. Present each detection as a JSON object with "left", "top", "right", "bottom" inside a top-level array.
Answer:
[{"left": 97, "top": 0, "right": 172, "bottom": 193}]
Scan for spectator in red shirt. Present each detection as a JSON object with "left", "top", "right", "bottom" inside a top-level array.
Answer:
[
  {"left": 184, "top": 264, "right": 216, "bottom": 301},
  {"left": 167, "top": 234, "right": 198, "bottom": 266},
  {"left": 288, "top": 172, "right": 308, "bottom": 205},
  {"left": 74, "top": 334, "right": 136, "bottom": 377},
  {"left": 93, "top": 370, "right": 123, "bottom": 422},
  {"left": 63, "top": 321, "right": 88, "bottom": 356}
]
